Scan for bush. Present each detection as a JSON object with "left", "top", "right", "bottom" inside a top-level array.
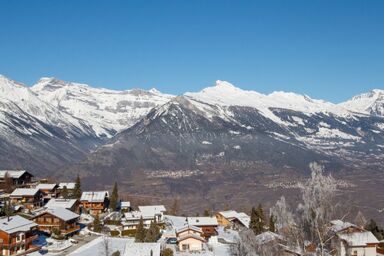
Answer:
[
  {"left": 162, "top": 248, "right": 174, "bottom": 256},
  {"left": 104, "top": 219, "right": 121, "bottom": 225},
  {"left": 121, "top": 229, "right": 136, "bottom": 237},
  {"left": 110, "top": 230, "right": 120, "bottom": 237}
]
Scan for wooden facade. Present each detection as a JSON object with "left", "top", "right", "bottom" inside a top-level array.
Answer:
[
  {"left": 32, "top": 212, "right": 80, "bottom": 236},
  {"left": 10, "top": 191, "right": 43, "bottom": 210}
]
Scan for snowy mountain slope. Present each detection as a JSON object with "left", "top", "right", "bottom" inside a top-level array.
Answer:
[
  {"left": 339, "top": 89, "right": 384, "bottom": 116},
  {"left": 31, "top": 77, "right": 174, "bottom": 137},
  {"left": 63, "top": 81, "right": 384, "bottom": 186}
]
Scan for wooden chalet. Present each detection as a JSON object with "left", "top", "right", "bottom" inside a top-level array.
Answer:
[
  {"left": 187, "top": 217, "right": 218, "bottom": 239},
  {"left": 0, "top": 170, "right": 33, "bottom": 187},
  {"left": 32, "top": 208, "right": 80, "bottom": 236},
  {"left": 36, "top": 183, "right": 59, "bottom": 203},
  {"left": 9, "top": 188, "right": 43, "bottom": 210},
  {"left": 0, "top": 215, "right": 40, "bottom": 256},
  {"left": 80, "top": 191, "right": 109, "bottom": 215}
]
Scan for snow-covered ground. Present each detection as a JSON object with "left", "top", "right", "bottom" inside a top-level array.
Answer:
[{"left": 69, "top": 237, "right": 134, "bottom": 256}]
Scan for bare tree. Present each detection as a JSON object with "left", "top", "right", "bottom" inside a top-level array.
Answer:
[{"left": 230, "top": 229, "right": 259, "bottom": 256}]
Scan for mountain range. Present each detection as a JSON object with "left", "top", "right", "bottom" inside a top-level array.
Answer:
[{"left": 1, "top": 75, "right": 383, "bottom": 215}]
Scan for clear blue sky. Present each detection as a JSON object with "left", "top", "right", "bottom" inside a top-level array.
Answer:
[{"left": 1, "top": 0, "right": 383, "bottom": 102}]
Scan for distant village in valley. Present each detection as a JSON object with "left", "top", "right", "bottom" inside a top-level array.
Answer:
[{"left": 0, "top": 165, "right": 383, "bottom": 256}]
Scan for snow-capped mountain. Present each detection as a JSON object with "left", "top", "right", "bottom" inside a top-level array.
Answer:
[
  {"left": 0, "top": 75, "right": 173, "bottom": 173},
  {"left": 31, "top": 77, "right": 174, "bottom": 138},
  {"left": 339, "top": 89, "right": 384, "bottom": 116},
  {"left": 64, "top": 81, "right": 384, "bottom": 185}
]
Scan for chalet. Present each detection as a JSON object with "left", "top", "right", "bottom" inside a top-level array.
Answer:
[
  {"left": 36, "top": 183, "right": 59, "bottom": 203},
  {"left": 0, "top": 170, "right": 33, "bottom": 187},
  {"left": 80, "top": 191, "right": 109, "bottom": 215},
  {"left": 57, "top": 183, "right": 76, "bottom": 197},
  {"left": 187, "top": 217, "right": 218, "bottom": 239},
  {"left": 215, "top": 210, "right": 250, "bottom": 228},
  {"left": 330, "top": 220, "right": 379, "bottom": 256},
  {"left": 176, "top": 225, "right": 205, "bottom": 252},
  {"left": 32, "top": 208, "right": 80, "bottom": 236},
  {"left": 45, "top": 198, "right": 80, "bottom": 213},
  {"left": 0, "top": 215, "right": 40, "bottom": 256},
  {"left": 122, "top": 205, "right": 166, "bottom": 230},
  {"left": 10, "top": 188, "right": 43, "bottom": 210}
]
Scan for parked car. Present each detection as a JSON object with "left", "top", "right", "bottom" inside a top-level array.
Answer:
[{"left": 166, "top": 237, "right": 177, "bottom": 244}]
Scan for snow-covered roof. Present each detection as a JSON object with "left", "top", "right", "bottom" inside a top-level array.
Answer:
[
  {"left": 177, "top": 233, "right": 206, "bottom": 242},
  {"left": 58, "top": 182, "right": 76, "bottom": 190},
  {"left": 45, "top": 198, "right": 78, "bottom": 209},
  {"left": 138, "top": 205, "right": 166, "bottom": 218},
  {"left": 123, "top": 242, "right": 161, "bottom": 256},
  {"left": 0, "top": 170, "right": 30, "bottom": 179},
  {"left": 337, "top": 231, "right": 379, "bottom": 246},
  {"left": 80, "top": 191, "right": 109, "bottom": 202},
  {"left": 330, "top": 219, "right": 358, "bottom": 233},
  {"left": 124, "top": 211, "right": 143, "bottom": 220},
  {"left": 35, "top": 208, "right": 79, "bottom": 221},
  {"left": 10, "top": 188, "right": 39, "bottom": 197},
  {"left": 187, "top": 217, "right": 218, "bottom": 226},
  {"left": 0, "top": 215, "right": 37, "bottom": 234},
  {"left": 176, "top": 225, "right": 203, "bottom": 235},
  {"left": 218, "top": 210, "right": 238, "bottom": 219},
  {"left": 218, "top": 210, "right": 250, "bottom": 227},
  {"left": 36, "top": 183, "right": 58, "bottom": 190},
  {"left": 255, "top": 231, "right": 284, "bottom": 245},
  {"left": 121, "top": 201, "right": 130, "bottom": 208}
]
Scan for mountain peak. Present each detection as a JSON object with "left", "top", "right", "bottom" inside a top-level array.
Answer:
[{"left": 215, "top": 80, "right": 237, "bottom": 89}]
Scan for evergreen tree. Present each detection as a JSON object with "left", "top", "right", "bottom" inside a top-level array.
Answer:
[
  {"left": 250, "top": 204, "right": 266, "bottom": 235},
  {"left": 3, "top": 200, "right": 13, "bottom": 217},
  {"left": 203, "top": 209, "right": 211, "bottom": 217},
  {"left": 74, "top": 175, "right": 82, "bottom": 199},
  {"left": 365, "top": 219, "right": 384, "bottom": 240},
  {"left": 109, "top": 182, "right": 119, "bottom": 211},
  {"left": 135, "top": 216, "right": 147, "bottom": 242},
  {"left": 269, "top": 214, "right": 276, "bottom": 233},
  {"left": 61, "top": 186, "right": 69, "bottom": 199},
  {"left": 93, "top": 214, "right": 102, "bottom": 232}
]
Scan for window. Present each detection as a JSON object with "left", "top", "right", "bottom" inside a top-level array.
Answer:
[{"left": 54, "top": 218, "right": 60, "bottom": 223}]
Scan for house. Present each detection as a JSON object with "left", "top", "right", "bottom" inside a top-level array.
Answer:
[
  {"left": 0, "top": 215, "right": 40, "bottom": 255},
  {"left": 57, "top": 183, "right": 76, "bottom": 197},
  {"left": 45, "top": 198, "right": 80, "bottom": 213},
  {"left": 215, "top": 210, "right": 250, "bottom": 228},
  {"left": 187, "top": 217, "right": 218, "bottom": 239},
  {"left": 120, "top": 201, "right": 131, "bottom": 212},
  {"left": 10, "top": 188, "right": 43, "bottom": 210},
  {"left": 36, "top": 183, "right": 59, "bottom": 203},
  {"left": 176, "top": 225, "right": 205, "bottom": 252},
  {"left": 122, "top": 205, "right": 166, "bottom": 230},
  {"left": 80, "top": 191, "right": 109, "bottom": 215},
  {"left": 32, "top": 208, "right": 80, "bottom": 236},
  {"left": 330, "top": 220, "right": 379, "bottom": 256},
  {"left": 0, "top": 170, "right": 33, "bottom": 186}
]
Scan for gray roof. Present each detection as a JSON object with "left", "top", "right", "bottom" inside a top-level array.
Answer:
[
  {"left": 10, "top": 188, "right": 40, "bottom": 197},
  {"left": 0, "top": 215, "right": 37, "bottom": 234},
  {"left": 35, "top": 208, "right": 79, "bottom": 221},
  {"left": 36, "top": 183, "right": 58, "bottom": 190}
]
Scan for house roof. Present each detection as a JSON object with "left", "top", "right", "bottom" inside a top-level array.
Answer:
[
  {"left": 176, "top": 225, "right": 203, "bottom": 235},
  {"left": 80, "top": 191, "right": 109, "bottom": 203},
  {"left": 34, "top": 208, "right": 79, "bottom": 221},
  {"left": 0, "top": 170, "right": 32, "bottom": 179},
  {"left": 187, "top": 217, "right": 218, "bottom": 227},
  {"left": 218, "top": 210, "right": 250, "bottom": 227},
  {"left": 177, "top": 233, "right": 206, "bottom": 243},
  {"left": 138, "top": 205, "right": 166, "bottom": 218},
  {"left": 337, "top": 231, "right": 379, "bottom": 246},
  {"left": 58, "top": 183, "right": 76, "bottom": 190},
  {"left": 10, "top": 188, "right": 39, "bottom": 197},
  {"left": 255, "top": 231, "right": 284, "bottom": 245},
  {"left": 36, "top": 183, "right": 58, "bottom": 190},
  {"left": 330, "top": 219, "right": 359, "bottom": 233},
  {"left": 0, "top": 215, "right": 37, "bottom": 234},
  {"left": 45, "top": 198, "right": 78, "bottom": 209},
  {"left": 121, "top": 201, "right": 131, "bottom": 208}
]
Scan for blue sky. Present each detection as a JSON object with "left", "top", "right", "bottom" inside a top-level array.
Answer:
[{"left": 0, "top": 0, "right": 383, "bottom": 102}]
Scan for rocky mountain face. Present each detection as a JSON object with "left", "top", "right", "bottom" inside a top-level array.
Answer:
[{"left": 0, "top": 75, "right": 173, "bottom": 174}]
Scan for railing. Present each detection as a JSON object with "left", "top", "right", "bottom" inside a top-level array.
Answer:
[{"left": 62, "top": 225, "right": 81, "bottom": 235}]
